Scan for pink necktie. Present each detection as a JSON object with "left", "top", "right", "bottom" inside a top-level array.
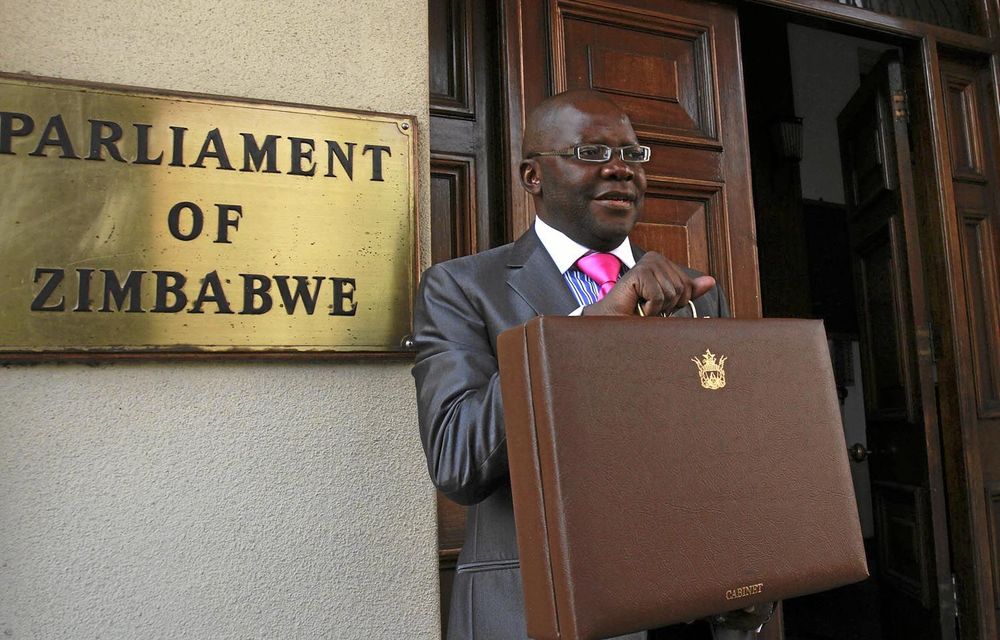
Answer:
[{"left": 576, "top": 252, "right": 622, "bottom": 300}]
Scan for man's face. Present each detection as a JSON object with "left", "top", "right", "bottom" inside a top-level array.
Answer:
[{"left": 525, "top": 98, "right": 646, "bottom": 252}]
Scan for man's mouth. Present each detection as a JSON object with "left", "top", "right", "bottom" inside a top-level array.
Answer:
[{"left": 594, "top": 191, "right": 636, "bottom": 208}]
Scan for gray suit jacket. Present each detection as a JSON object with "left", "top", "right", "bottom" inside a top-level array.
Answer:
[{"left": 412, "top": 227, "right": 745, "bottom": 640}]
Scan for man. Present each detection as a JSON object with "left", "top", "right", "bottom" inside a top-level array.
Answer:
[{"left": 412, "top": 90, "right": 772, "bottom": 639}]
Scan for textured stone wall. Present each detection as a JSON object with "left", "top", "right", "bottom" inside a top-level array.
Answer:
[{"left": 0, "top": 2, "right": 437, "bottom": 638}]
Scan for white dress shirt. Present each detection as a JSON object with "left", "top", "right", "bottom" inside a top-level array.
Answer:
[
  {"left": 533, "top": 215, "right": 636, "bottom": 314},
  {"left": 533, "top": 215, "right": 636, "bottom": 273}
]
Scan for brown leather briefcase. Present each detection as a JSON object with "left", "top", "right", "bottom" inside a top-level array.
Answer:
[{"left": 497, "top": 316, "right": 868, "bottom": 640}]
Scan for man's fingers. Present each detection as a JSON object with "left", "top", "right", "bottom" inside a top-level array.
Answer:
[
  {"left": 665, "top": 261, "right": 694, "bottom": 311},
  {"left": 691, "top": 275, "right": 716, "bottom": 299},
  {"left": 649, "top": 263, "right": 681, "bottom": 314},
  {"left": 636, "top": 275, "right": 666, "bottom": 316},
  {"left": 632, "top": 255, "right": 682, "bottom": 314},
  {"left": 595, "top": 254, "right": 717, "bottom": 316}
]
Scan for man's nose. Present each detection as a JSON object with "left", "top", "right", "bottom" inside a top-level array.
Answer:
[{"left": 600, "top": 157, "right": 634, "bottom": 180}]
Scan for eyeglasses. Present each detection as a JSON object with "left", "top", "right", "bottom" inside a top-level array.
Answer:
[{"left": 526, "top": 144, "right": 652, "bottom": 164}]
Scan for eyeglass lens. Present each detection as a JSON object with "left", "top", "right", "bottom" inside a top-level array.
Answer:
[{"left": 575, "top": 144, "right": 649, "bottom": 163}]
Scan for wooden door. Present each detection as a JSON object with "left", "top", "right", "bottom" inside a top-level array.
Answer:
[
  {"left": 429, "top": 0, "right": 506, "bottom": 633},
  {"left": 429, "top": 0, "right": 506, "bottom": 263},
  {"left": 837, "top": 51, "right": 955, "bottom": 640},
  {"left": 505, "top": 0, "right": 761, "bottom": 319},
  {"left": 932, "top": 51, "right": 1000, "bottom": 640}
]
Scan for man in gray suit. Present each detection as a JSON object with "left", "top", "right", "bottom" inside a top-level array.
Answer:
[{"left": 413, "top": 89, "right": 772, "bottom": 639}]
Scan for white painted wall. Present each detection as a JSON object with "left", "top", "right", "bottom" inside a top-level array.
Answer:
[{"left": 0, "top": 2, "right": 437, "bottom": 638}]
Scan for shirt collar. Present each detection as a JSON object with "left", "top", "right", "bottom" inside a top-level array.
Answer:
[{"left": 533, "top": 215, "right": 636, "bottom": 274}]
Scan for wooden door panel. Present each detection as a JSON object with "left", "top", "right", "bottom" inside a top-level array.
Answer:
[
  {"left": 632, "top": 200, "right": 708, "bottom": 273},
  {"left": 840, "top": 60, "right": 919, "bottom": 425},
  {"left": 430, "top": 154, "right": 478, "bottom": 264},
  {"left": 556, "top": 1, "right": 719, "bottom": 146},
  {"left": 844, "top": 109, "right": 896, "bottom": 209},
  {"left": 587, "top": 47, "right": 680, "bottom": 102},
  {"left": 987, "top": 483, "right": 1000, "bottom": 612},
  {"left": 643, "top": 144, "right": 723, "bottom": 184},
  {"left": 945, "top": 76, "right": 988, "bottom": 182},
  {"left": 430, "top": 0, "right": 475, "bottom": 117},
  {"left": 507, "top": 0, "right": 760, "bottom": 318},
  {"left": 959, "top": 211, "right": 1000, "bottom": 416},
  {"left": 874, "top": 482, "right": 932, "bottom": 607},
  {"left": 954, "top": 179, "right": 991, "bottom": 210},
  {"left": 841, "top": 79, "right": 897, "bottom": 210},
  {"left": 855, "top": 222, "right": 911, "bottom": 419},
  {"left": 631, "top": 179, "right": 723, "bottom": 275},
  {"left": 940, "top": 62, "right": 1000, "bottom": 419},
  {"left": 503, "top": 0, "right": 766, "bottom": 634}
]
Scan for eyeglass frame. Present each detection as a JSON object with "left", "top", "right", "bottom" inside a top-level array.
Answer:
[{"left": 525, "top": 143, "right": 652, "bottom": 164}]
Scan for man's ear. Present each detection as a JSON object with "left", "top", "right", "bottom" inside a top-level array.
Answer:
[{"left": 519, "top": 159, "right": 542, "bottom": 195}]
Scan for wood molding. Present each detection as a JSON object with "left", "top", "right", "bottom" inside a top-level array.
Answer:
[
  {"left": 502, "top": 0, "right": 538, "bottom": 238},
  {"left": 946, "top": 73, "right": 989, "bottom": 182},
  {"left": 984, "top": 482, "right": 1000, "bottom": 610},
  {"left": 639, "top": 176, "right": 731, "bottom": 293},
  {"left": 550, "top": 0, "right": 723, "bottom": 149},
  {"left": 430, "top": 152, "right": 479, "bottom": 262},
  {"left": 958, "top": 209, "right": 1000, "bottom": 417},
  {"left": 746, "top": 0, "right": 994, "bottom": 50},
  {"left": 873, "top": 481, "right": 933, "bottom": 607},
  {"left": 430, "top": 0, "right": 477, "bottom": 118},
  {"left": 852, "top": 216, "right": 917, "bottom": 422}
]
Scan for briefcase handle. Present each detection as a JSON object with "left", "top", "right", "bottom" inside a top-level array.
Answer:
[{"left": 636, "top": 299, "right": 699, "bottom": 318}]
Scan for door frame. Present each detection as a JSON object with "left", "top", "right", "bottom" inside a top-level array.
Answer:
[
  {"left": 835, "top": 47, "right": 956, "bottom": 638},
  {"left": 740, "top": 2, "right": 1000, "bottom": 638}
]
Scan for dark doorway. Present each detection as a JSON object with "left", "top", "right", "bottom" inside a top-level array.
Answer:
[{"left": 741, "top": 7, "right": 954, "bottom": 640}]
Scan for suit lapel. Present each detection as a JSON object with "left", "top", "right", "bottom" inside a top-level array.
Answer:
[
  {"left": 505, "top": 232, "right": 711, "bottom": 317},
  {"left": 506, "top": 228, "right": 578, "bottom": 316}
]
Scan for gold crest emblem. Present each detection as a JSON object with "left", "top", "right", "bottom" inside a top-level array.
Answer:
[{"left": 692, "top": 349, "right": 727, "bottom": 390}]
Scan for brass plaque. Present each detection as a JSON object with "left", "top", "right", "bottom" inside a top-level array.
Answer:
[{"left": 0, "top": 75, "right": 416, "bottom": 353}]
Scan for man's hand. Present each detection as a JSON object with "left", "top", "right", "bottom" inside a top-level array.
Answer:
[
  {"left": 581, "top": 252, "right": 715, "bottom": 316},
  {"left": 712, "top": 602, "right": 776, "bottom": 632}
]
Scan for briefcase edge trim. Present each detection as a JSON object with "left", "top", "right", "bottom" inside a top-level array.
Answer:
[{"left": 498, "top": 320, "right": 563, "bottom": 639}]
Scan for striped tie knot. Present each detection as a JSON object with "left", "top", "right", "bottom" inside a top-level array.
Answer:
[{"left": 575, "top": 252, "right": 622, "bottom": 300}]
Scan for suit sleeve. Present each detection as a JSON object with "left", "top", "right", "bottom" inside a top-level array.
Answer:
[
  {"left": 683, "top": 265, "right": 730, "bottom": 319},
  {"left": 411, "top": 263, "right": 509, "bottom": 506}
]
